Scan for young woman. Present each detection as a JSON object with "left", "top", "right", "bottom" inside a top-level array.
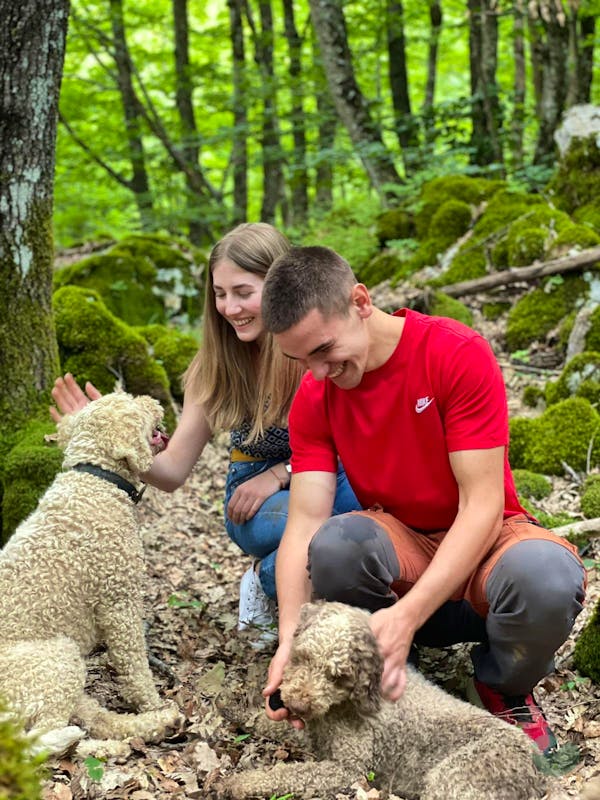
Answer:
[{"left": 51, "top": 223, "right": 360, "bottom": 647}]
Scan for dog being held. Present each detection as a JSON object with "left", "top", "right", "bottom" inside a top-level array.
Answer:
[
  {"left": 221, "top": 601, "right": 545, "bottom": 800},
  {"left": 0, "top": 392, "right": 180, "bottom": 755}
]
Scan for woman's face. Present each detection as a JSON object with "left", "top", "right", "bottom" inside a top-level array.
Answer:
[{"left": 212, "top": 258, "right": 265, "bottom": 342}]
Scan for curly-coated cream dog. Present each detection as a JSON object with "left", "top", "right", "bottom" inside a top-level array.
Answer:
[
  {"left": 0, "top": 392, "right": 179, "bottom": 754},
  {"left": 222, "top": 601, "right": 545, "bottom": 800}
]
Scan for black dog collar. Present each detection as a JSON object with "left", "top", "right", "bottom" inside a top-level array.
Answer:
[{"left": 71, "top": 462, "right": 146, "bottom": 504}]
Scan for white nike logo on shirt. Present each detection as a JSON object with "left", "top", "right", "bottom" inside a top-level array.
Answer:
[{"left": 415, "top": 396, "right": 435, "bottom": 413}]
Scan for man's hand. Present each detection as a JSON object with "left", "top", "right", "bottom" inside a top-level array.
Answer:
[
  {"left": 50, "top": 373, "right": 102, "bottom": 423},
  {"left": 263, "top": 640, "right": 304, "bottom": 730},
  {"left": 369, "top": 602, "right": 417, "bottom": 702},
  {"left": 227, "top": 469, "right": 282, "bottom": 525}
]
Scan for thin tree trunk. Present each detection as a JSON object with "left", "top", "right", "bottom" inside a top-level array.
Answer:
[
  {"left": 386, "top": 0, "right": 420, "bottom": 174},
  {"left": 282, "top": 0, "right": 309, "bottom": 225},
  {"left": 566, "top": 3, "right": 596, "bottom": 106},
  {"left": 312, "top": 30, "right": 337, "bottom": 212},
  {"left": 510, "top": 0, "right": 526, "bottom": 169},
  {"left": 108, "top": 0, "right": 154, "bottom": 228},
  {"left": 0, "top": 0, "right": 67, "bottom": 429},
  {"left": 308, "top": 0, "right": 401, "bottom": 199},
  {"left": 228, "top": 0, "right": 248, "bottom": 225},
  {"left": 468, "top": 0, "right": 503, "bottom": 167},
  {"left": 173, "top": 0, "right": 211, "bottom": 243},
  {"left": 422, "top": 0, "right": 442, "bottom": 149}
]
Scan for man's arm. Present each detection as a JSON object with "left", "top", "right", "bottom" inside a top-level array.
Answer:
[
  {"left": 370, "top": 445, "right": 505, "bottom": 700},
  {"left": 264, "top": 469, "right": 337, "bottom": 725}
]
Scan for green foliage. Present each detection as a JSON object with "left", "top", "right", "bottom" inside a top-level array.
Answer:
[
  {"left": 545, "top": 352, "right": 600, "bottom": 407},
  {"left": 512, "top": 469, "right": 552, "bottom": 500},
  {"left": 0, "top": 697, "right": 46, "bottom": 799},
  {"left": 428, "top": 292, "right": 473, "bottom": 326},
  {"left": 0, "top": 421, "right": 63, "bottom": 543},
  {"left": 581, "top": 474, "right": 600, "bottom": 519},
  {"left": 574, "top": 599, "right": 600, "bottom": 684},
  {"left": 136, "top": 325, "right": 199, "bottom": 402},
  {"left": 84, "top": 756, "right": 105, "bottom": 782},
  {"left": 52, "top": 286, "right": 176, "bottom": 429},
  {"left": 53, "top": 235, "right": 204, "bottom": 327},
  {"left": 505, "top": 274, "right": 588, "bottom": 352},
  {"left": 303, "top": 201, "right": 380, "bottom": 277},
  {"left": 518, "top": 498, "right": 575, "bottom": 530},
  {"left": 509, "top": 397, "right": 600, "bottom": 475}
]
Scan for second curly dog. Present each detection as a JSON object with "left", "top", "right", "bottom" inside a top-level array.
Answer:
[
  {"left": 222, "top": 601, "right": 545, "bottom": 800},
  {"left": 0, "top": 392, "right": 180, "bottom": 755}
]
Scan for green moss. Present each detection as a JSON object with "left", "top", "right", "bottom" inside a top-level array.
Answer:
[
  {"left": 522, "top": 385, "right": 545, "bottom": 409},
  {"left": 482, "top": 302, "right": 510, "bottom": 321},
  {"left": 0, "top": 698, "right": 46, "bottom": 799},
  {"left": 1, "top": 421, "right": 62, "bottom": 543},
  {"left": 53, "top": 235, "right": 203, "bottom": 327},
  {"left": 53, "top": 286, "right": 175, "bottom": 429},
  {"left": 518, "top": 497, "right": 575, "bottom": 529},
  {"left": 573, "top": 202, "right": 600, "bottom": 234},
  {"left": 507, "top": 227, "right": 547, "bottom": 266},
  {"left": 551, "top": 223, "right": 600, "bottom": 252},
  {"left": 414, "top": 176, "right": 504, "bottom": 240},
  {"left": 361, "top": 251, "right": 406, "bottom": 287},
  {"left": 580, "top": 474, "right": 600, "bottom": 519},
  {"left": 376, "top": 207, "right": 414, "bottom": 244},
  {"left": 505, "top": 274, "right": 588, "bottom": 352},
  {"left": 512, "top": 469, "right": 552, "bottom": 500},
  {"left": 511, "top": 397, "right": 600, "bottom": 475},
  {"left": 545, "top": 352, "right": 600, "bottom": 407},
  {"left": 574, "top": 600, "right": 600, "bottom": 684},
  {"left": 136, "top": 325, "right": 198, "bottom": 402},
  {"left": 549, "top": 135, "right": 600, "bottom": 217},
  {"left": 428, "top": 292, "right": 473, "bottom": 326},
  {"left": 430, "top": 244, "right": 488, "bottom": 286},
  {"left": 583, "top": 304, "right": 600, "bottom": 353}
]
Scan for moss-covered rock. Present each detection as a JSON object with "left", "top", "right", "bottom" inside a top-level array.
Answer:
[
  {"left": 551, "top": 223, "right": 600, "bottom": 255},
  {"left": 549, "top": 135, "right": 600, "bottom": 219},
  {"left": 482, "top": 301, "right": 510, "bottom": 321},
  {"left": 573, "top": 202, "right": 600, "bottom": 234},
  {"left": 1, "top": 421, "right": 63, "bottom": 542},
  {"left": 53, "top": 286, "right": 175, "bottom": 429},
  {"left": 574, "top": 599, "right": 600, "bottom": 684},
  {"left": 376, "top": 207, "right": 414, "bottom": 244},
  {"left": 509, "top": 397, "right": 600, "bottom": 475},
  {"left": 429, "top": 292, "right": 473, "bottom": 326},
  {"left": 512, "top": 469, "right": 552, "bottom": 500},
  {"left": 545, "top": 351, "right": 600, "bottom": 407},
  {"left": 53, "top": 234, "right": 204, "bottom": 327},
  {"left": 136, "top": 325, "right": 198, "bottom": 402},
  {"left": 361, "top": 251, "right": 407, "bottom": 287},
  {"left": 580, "top": 474, "right": 600, "bottom": 519},
  {"left": 583, "top": 303, "right": 600, "bottom": 352},
  {"left": 505, "top": 274, "right": 588, "bottom": 352},
  {"left": 522, "top": 385, "right": 545, "bottom": 409},
  {"left": 0, "top": 698, "right": 45, "bottom": 799}
]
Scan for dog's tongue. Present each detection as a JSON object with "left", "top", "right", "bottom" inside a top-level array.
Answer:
[{"left": 151, "top": 429, "right": 170, "bottom": 452}]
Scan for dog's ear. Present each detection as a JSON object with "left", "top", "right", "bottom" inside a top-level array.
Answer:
[
  {"left": 348, "top": 626, "right": 383, "bottom": 715},
  {"left": 56, "top": 411, "right": 81, "bottom": 448},
  {"left": 295, "top": 602, "right": 322, "bottom": 637},
  {"left": 134, "top": 395, "right": 164, "bottom": 426}
]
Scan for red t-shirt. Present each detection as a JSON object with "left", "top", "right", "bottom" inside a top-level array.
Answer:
[{"left": 289, "top": 309, "right": 525, "bottom": 531}]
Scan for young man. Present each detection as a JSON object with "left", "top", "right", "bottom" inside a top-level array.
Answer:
[{"left": 261, "top": 245, "right": 586, "bottom": 754}]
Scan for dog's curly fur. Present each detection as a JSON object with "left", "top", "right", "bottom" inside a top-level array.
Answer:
[
  {"left": 222, "top": 601, "right": 546, "bottom": 800},
  {"left": 0, "top": 392, "right": 179, "bottom": 754}
]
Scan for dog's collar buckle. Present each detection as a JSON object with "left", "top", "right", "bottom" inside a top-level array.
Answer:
[{"left": 71, "top": 463, "right": 146, "bottom": 504}]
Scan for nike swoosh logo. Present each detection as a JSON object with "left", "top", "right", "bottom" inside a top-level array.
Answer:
[{"left": 415, "top": 397, "right": 435, "bottom": 413}]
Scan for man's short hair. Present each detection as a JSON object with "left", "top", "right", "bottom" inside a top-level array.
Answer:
[{"left": 262, "top": 246, "right": 358, "bottom": 333}]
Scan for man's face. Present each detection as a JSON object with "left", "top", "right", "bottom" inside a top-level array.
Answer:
[{"left": 275, "top": 303, "right": 370, "bottom": 389}]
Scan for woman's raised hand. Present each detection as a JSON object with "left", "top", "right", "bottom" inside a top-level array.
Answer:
[{"left": 49, "top": 373, "right": 102, "bottom": 423}]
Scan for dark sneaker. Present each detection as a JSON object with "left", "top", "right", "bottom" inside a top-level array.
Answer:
[{"left": 469, "top": 678, "right": 558, "bottom": 755}]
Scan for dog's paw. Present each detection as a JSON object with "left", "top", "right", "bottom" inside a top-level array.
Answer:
[{"left": 28, "top": 725, "right": 86, "bottom": 757}]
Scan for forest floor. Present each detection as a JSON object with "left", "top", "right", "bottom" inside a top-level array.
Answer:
[{"left": 40, "top": 292, "right": 600, "bottom": 800}]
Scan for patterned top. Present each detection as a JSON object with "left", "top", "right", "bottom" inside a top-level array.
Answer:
[{"left": 229, "top": 422, "right": 291, "bottom": 461}]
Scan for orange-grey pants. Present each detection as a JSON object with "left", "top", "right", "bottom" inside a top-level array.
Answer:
[{"left": 307, "top": 509, "right": 586, "bottom": 695}]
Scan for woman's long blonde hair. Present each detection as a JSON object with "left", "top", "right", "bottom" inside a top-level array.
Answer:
[{"left": 183, "top": 223, "right": 304, "bottom": 442}]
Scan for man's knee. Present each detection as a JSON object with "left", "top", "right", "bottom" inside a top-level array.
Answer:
[{"left": 308, "top": 513, "right": 400, "bottom": 609}]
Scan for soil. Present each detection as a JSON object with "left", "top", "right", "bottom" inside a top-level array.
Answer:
[{"left": 41, "top": 292, "right": 600, "bottom": 800}]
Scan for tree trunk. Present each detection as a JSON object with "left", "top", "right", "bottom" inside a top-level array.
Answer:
[
  {"left": 566, "top": 3, "right": 596, "bottom": 106},
  {"left": 422, "top": 0, "right": 442, "bottom": 149},
  {"left": 308, "top": 0, "right": 401, "bottom": 199},
  {"left": 312, "top": 30, "right": 337, "bottom": 212},
  {"left": 282, "top": 0, "right": 309, "bottom": 225},
  {"left": 228, "top": 0, "right": 248, "bottom": 225},
  {"left": 386, "top": 0, "right": 420, "bottom": 174},
  {"left": 172, "top": 0, "right": 211, "bottom": 243},
  {"left": 510, "top": 0, "right": 526, "bottom": 170},
  {"left": 0, "top": 0, "right": 67, "bottom": 429},
  {"left": 108, "top": 0, "right": 154, "bottom": 228},
  {"left": 530, "top": 1, "right": 569, "bottom": 164},
  {"left": 468, "top": 0, "right": 503, "bottom": 168}
]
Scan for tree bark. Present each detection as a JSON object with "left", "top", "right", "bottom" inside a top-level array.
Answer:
[
  {"left": 108, "top": 0, "right": 154, "bottom": 228},
  {"left": 566, "top": 3, "right": 596, "bottom": 106},
  {"left": 308, "top": 0, "right": 401, "bottom": 199},
  {"left": 422, "top": 0, "right": 442, "bottom": 148},
  {"left": 510, "top": 0, "right": 526, "bottom": 170},
  {"left": 386, "top": 0, "right": 420, "bottom": 174},
  {"left": 0, "top": 0, "right": 67, "bottom": 429},
  {"left": 282, "top": 0, "right": 309, "bottom": 225},
  {"left": 312, "top": 30, "right": 337, "bottom": 212},
  {"left": 228, "top": 0, "right": 248, "bottom": 225},
  {"left": 468, "top": 0, "right": 503, "bottom": 167}
]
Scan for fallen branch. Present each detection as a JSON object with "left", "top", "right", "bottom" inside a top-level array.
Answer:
[
  {"left": 552, "top": 517, "right": 600, "bottom": 540},
  {"left": 442, "top": 245, "right": 600, "bottom": 298}
]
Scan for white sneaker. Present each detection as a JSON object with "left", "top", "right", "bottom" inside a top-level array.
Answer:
[{"left": 238, "top": 563, "right": 278, "bottom": 648}]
